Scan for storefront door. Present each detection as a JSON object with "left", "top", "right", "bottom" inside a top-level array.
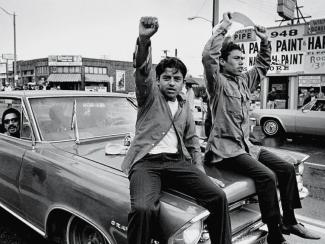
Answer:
[{"left": 268, "top": 77, "right": 289, "bottom": 109}]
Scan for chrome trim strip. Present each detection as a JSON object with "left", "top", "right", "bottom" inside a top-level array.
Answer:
[
  {"left": 190, "top": 210, "right": 210, "bottom": 223},
  {"left": 0, "top": 201, "right": 46, "bottom": 236}
]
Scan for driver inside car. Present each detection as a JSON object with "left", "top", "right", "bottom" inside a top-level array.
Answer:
[{"left": 1, "top": 108, "right": 21, "bottom": 138}]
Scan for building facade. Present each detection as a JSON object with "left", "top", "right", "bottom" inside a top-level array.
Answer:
[
  {"left": 1, "top": 55, "right": 136, "bottom": 93},
  {"left": 235, "top": 19, "right": 325, "bottom": 109}
]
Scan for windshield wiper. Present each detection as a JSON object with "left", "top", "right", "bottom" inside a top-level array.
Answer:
[{"left": 71, "top": 99, "right": 80, "bottom": 144}]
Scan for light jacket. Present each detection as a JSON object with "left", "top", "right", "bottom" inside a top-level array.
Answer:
[
  {"left": 122, "top": 38, "right": 202, "bottom": 175},
  {"left": 202, "top": 27, "right": 271, "bottom": 163}
]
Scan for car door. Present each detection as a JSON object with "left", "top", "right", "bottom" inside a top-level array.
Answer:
[
  {"left": 0, "top": 97, "right": 33, "bottom": 214},
  {"left": 295, "top": 99, "right": 325, "bottom": 135}
]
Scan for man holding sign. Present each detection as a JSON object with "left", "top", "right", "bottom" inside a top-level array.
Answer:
[{"left": 202, "top": 12, "right": 320, "bottom": 244}]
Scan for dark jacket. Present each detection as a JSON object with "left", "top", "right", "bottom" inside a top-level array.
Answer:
[
  {"left": 202, "top": 27, "right": 271, "bottom": 163},
  {"left": 121, "top": 38, "right": 202, "bottom": 175}
]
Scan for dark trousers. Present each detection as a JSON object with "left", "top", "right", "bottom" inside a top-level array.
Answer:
[
  {"left": 128, "top": 153, "right": 232, "bottom": 244},
  {"left": 219, "top": 148, "right": 301, "bottom": 224}
]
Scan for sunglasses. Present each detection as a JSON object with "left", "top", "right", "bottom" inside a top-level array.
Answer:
[{"left": 4, "top": 118, "right": 18, "bottom": 124}]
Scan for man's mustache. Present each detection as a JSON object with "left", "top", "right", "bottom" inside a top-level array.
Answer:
[{"left": 8, "top": 125, "right": 17, "bottom": 130}]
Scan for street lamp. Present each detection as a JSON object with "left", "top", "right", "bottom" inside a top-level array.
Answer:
[
  {"left": 0, "top": 6, "right": 17, "bottom": 88},
  {"left": 187, "top": 16, "right": 212, "bottom": 24},
  {"left": 188, "top": 0, "right": 219, "bottom": 28}
]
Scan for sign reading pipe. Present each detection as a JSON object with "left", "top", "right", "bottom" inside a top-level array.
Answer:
[{"left": 233, "top": 28, "right": 256, "bottom": 43}]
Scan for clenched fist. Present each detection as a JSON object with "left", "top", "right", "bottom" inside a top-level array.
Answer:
[
  {"left": 254, "top": 25, "right": 268, "bottom": 42},
  {"left": 139, "top": 16, "right": 159, "bottom": 42}
]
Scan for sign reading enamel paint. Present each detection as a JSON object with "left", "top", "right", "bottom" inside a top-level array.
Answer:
[{"left": 236, "top": 23, "right": 325, "bottom": 74}]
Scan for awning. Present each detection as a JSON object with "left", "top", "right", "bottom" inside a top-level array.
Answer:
[
  {"left": 47, "top": 74, "right": 81, "bottom": 83},
  {"left": 85, "top": 74, "right": 110, "bottom": 83}
]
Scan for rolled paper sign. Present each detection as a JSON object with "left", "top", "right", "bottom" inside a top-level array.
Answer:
[{"left": 231, "top": 12, "right": 255, "bottom": 27}]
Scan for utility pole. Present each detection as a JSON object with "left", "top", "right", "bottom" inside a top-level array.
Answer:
[
  {"left": 0, "top": 6, "right": 17, "bottom": 88},
  {"left": 13, "top": 12, "right": 17, "bottom": 87},
  {"left": 212, "top": 0, "right": 219, "bottom": 28}
]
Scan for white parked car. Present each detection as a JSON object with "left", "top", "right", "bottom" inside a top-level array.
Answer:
[{"left": 251, "top": 98, "right": 325, "bottom": 137}]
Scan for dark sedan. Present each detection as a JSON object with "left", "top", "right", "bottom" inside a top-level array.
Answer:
[{"left": 0, "top": 91, "right": 310, "bottom": 244}]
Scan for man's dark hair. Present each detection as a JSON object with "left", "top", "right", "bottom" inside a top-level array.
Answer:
[
  {"left": 155, "top": 57, "right": 187, "bottom": 79},
  {"left": 220, "top": 41, "right": 242, "bottom": 61},
  {"left": 1, "top": 107, "right": 20, "bottom": 126}
]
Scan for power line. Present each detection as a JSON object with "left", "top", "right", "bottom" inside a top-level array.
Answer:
[{"left": 195, "top": 0, "right": 209, "bottom": 17}]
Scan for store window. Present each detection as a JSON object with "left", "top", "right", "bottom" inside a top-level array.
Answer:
[
  {"left": 298, "top": 76, "right": 322, "bottom": 108},
  {"left": 84, "top": 66, "right": 107, "bottom": 74},
  {"left": 57, "top": 67, "right": 63, "bottom": 73}
]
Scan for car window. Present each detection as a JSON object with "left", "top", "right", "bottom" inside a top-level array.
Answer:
[
  {"left": 311, "top": 100, "right": 325, "bottom": 111},
  {"left": 302, "top": 99, "right": 316, "bottom": 110},
  {"left": 29, "top": 96, "right": 137, "bottom": 141},
  {"left": 0, "top": 98, "right": 22, "bottom": 139},
  {"left": 21, "top": 109, "right": 33, "bottom": 140}
]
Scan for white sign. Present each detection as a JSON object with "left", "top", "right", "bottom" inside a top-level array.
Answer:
[
  {"left": 0, "top": 63, "right": 7, "bottom": 74},
  {"left": 237, "top": 24, "right": 325, "bottom": 75},
  {"left": 233, "top": 28, "right": 256, "bottom": 43},
  {"left": 298, "top": 76, "right": 321, "bottom": 86},
  {"left": 48, "top": 55, "right": 82, "bottom": 66},
  {"left": 2, "top": 53, "right": 14, "bottom": 60},
  {"left": 309, "top": 18, "right": 325, "bottom": 34},
  {"left": 116, "top": 70, "right": 126, "bottom": 91}
]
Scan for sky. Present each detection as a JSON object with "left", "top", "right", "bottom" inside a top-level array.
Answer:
[{"left": 0, "top": 0, "right": 324, "bottom": 76}]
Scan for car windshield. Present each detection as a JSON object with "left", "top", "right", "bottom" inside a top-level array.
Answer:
[{"left": 30, "top": 96, "right": 137, "bottom": 141}]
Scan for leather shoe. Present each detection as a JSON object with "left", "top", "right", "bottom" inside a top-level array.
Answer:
[{"left": 281, "top": 223, "right": 321, "bottom": 239}]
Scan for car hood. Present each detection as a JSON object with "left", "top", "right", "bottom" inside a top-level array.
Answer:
[{"left": 52, "top": 137, "right": 257, "bottom": 204}]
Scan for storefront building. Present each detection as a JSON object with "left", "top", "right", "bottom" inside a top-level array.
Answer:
[
  {"left": 13, "top": 55, "right": 135, "bottom": 93},
  {"left": 235, "top": 18, "right": 325, "bottom": 109}
]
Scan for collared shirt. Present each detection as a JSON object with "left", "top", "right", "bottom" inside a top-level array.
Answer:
[
  {"left": 121, "top": 38, "right": 202, "bottom": 175},
  {"left": 149, "top": 100, "right": 178, "bottom": 154},
  {"left": 202, "top": 27, "right": 271, "bottom": 163}
]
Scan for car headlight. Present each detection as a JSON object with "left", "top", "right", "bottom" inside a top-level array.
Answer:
[
  {"left": 168, "top": 211, "right": 208, "bottom": 244},
  {"left": 170, "top": 221, "right": 202, "bottom": 244}
]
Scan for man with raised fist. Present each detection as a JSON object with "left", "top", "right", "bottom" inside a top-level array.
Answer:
[{"left": 122, "top": 16, "right": 231, "bottom": 244}]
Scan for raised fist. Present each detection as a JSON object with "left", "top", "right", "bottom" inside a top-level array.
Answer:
[
  {"left": 220, "top": 12, "right": 232, "bottom": 30},
  {"left": 255, "top": 25, "right": 268, "bottom": 42},
  {"left": 139, "top": 16, "right": 159, "bottom": 42}
]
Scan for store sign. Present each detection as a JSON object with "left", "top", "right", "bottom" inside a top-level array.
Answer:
[
  {"left": 237, "top": 24, "right": 305, "bottom": 74},
  {"left": 298, "top": 76, "right": 321, "bottom": 86},
  {"left": 0, "top": 63, "right": 7, "bottom": 74},
  {"left": 236, "top": 23, "right": 325, "bottom": 75},
  {"left": 48, "top": 55, "right": 82, "bottom": 66},
  {"left": 309, "top": 18, "right": 325, "bottom": 34},
  {"left": 2, "top": 53, "right": 14, "bottom": 60},
  {"left": 233, "top": 28, "right": 256, "bottom": 43},
  {"left": 277, "top": 0, "right": 296, "bottom": 20},
  {"left": 304, "top": 33, "right": 325, "bottom": 73}
]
